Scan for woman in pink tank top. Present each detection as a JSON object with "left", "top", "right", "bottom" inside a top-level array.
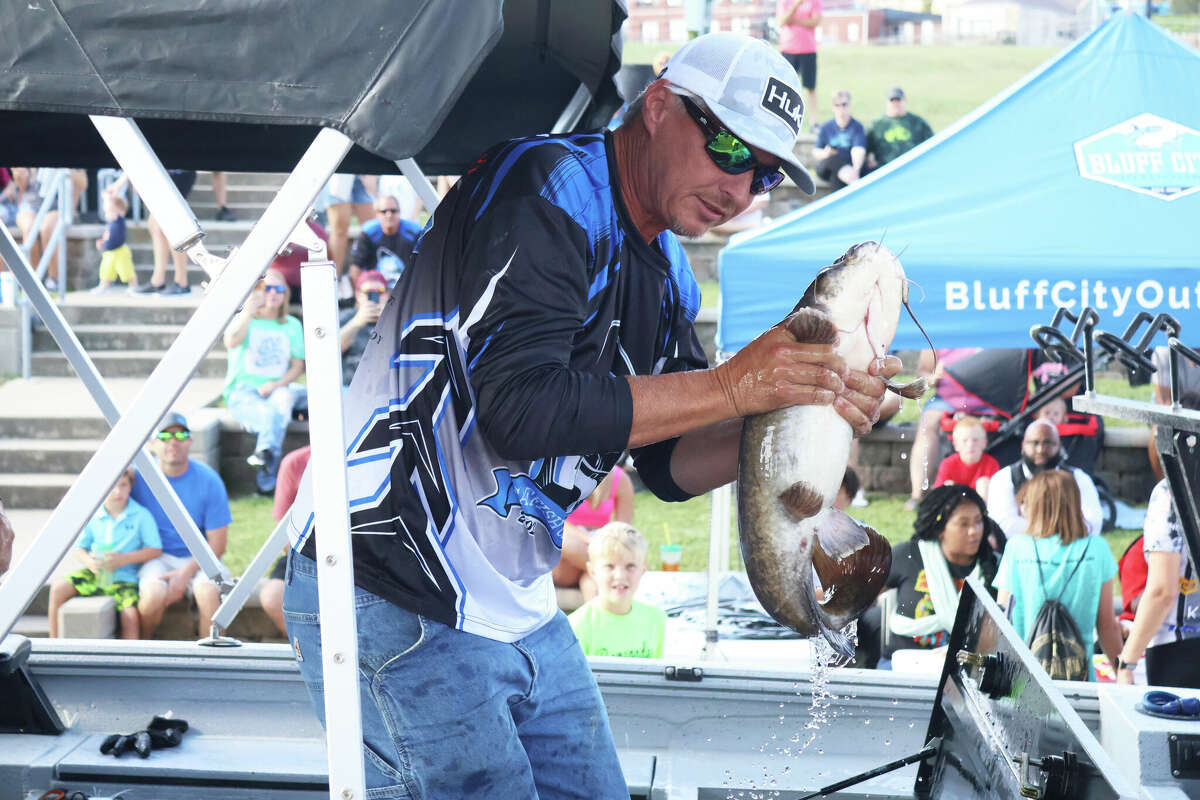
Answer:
[{"left": 552, "top": 465, "right": 635, "bottom": 601}]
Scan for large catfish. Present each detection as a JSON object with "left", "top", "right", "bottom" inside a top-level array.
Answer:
[{"left": 738, "top": 242, "right": 926, "bottom": 657}]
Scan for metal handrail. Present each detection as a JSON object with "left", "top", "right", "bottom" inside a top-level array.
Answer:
[{"left": 17, "top": 168, "right": 73, "bottom": 379}]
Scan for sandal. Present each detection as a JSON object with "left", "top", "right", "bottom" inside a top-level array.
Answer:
[{"left": 1137, "top": 690, "right": 1200, "bottom": 720}]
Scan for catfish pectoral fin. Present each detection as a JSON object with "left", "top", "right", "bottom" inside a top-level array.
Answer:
[
  {"left": 885, "top": 375, "right": 929, "bottom": 400},
  {"left": 810, "top": 510, "right": 893, "bottom": 630},
  {"left": 779, "top": 480, "right": 823, "bottom": 521},
  {"left": 782, "top": 307, "right": 837, "bottom": 345}
]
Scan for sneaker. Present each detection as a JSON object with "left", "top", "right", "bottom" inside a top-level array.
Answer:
[
  {"left": 43, "top": 278, "right": 59, "bottom": 293},
  {"left": 852, "top": 488, "right": 869, "bottom": 508},
  {"left": 161, "top": 282, "right": 190, "bottom": 295},
  {"left": 246, "top": 448, "right": 270, "bottom": 468},
  {"left": 255, "top": 467, "right": 278, "bottom": 495},
  {"left": 216, "top": 206, "right": 237, "bottom": 222},
  {"left": 134, "top": 282, "right": 164, "bottom": 294},
  {"left": 89, "top": 284, "right": 113, "bottom": 294}
]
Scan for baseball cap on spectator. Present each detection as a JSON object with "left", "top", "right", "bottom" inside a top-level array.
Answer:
[
  {"left": 660, "top": 32, "right": 815, "bottom": 195},
  {"left": 157, "top": 411, "right": 190, "bottom": 432},
  {"left": 355, "top": 270, "right": 387, "bottom": 291},
  {"left": 887, "top": 87, "right": 905, "bottom": 101}
]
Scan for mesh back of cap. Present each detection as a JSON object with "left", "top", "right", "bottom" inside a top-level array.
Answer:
[{"left": 675, "top": 41, "right": 736, "bottom": 83}]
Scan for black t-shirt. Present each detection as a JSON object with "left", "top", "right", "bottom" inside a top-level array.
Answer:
[{"left": 883, "top": 539, "right": 996, "bottom": 657}]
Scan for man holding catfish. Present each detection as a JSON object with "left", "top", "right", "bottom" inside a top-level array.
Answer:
[{"left": 283, "top": 32, "right": 901, "bottom": 798}]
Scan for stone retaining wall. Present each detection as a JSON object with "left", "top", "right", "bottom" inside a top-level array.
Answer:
[{"left": 856, "top": 424, "right": 1156, "bottom": 503}]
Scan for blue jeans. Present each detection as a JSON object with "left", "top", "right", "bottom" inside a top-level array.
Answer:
[
  {"left": 226, "top": 384, "right": 300, "bottom": 455},
  {"left": 282, "top": 552, "right": 627, "bottom": 799}
]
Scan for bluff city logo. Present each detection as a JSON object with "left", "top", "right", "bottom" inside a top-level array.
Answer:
[
  {"left": 761, "top": 77, "right": 803, "bottom": 134},
  {"left": 1074, "top": 113, "right": 1200, "bottom": 201}
]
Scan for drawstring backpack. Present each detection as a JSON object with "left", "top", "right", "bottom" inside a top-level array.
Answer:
[{"left": 1026, "top": 538, "right": 1091, "bottom": 681}]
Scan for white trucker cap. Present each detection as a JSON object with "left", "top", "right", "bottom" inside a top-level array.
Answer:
[{"left": 661, "top": 32, "right": 815, "bottom": 195}]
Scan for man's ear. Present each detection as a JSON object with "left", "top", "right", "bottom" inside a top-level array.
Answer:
[{"left": 640, "top": 80, "right": 674, "bottom": 136}]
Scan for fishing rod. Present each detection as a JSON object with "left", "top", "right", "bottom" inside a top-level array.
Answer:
[{"left": 795, "top": 738, "right": 941, "bottom": 800}]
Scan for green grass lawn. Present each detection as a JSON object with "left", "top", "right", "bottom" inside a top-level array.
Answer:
[
  {"left": 227, "top": 488, "right": 1139, "bottom": 595},
  {"left": 624, "top": 43, "right": 1060, "bottom": 132}
]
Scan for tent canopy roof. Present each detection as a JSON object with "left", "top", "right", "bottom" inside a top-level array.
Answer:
[{"left": 718, "top": 13, "right": 1200, "bottom": 352}]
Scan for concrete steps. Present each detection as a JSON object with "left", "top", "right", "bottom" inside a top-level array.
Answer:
[
  {"left": 0, "top": 473, "right": 75, "bottom": 509},
  {"left": 31, "top": 348, "right": 227, "bottom": 379},
  {"left": 0, "top": 438, "right": 103, "bottom": 474},
  {"left": 33, "top": 323, "right": 225, "bottom": 353}
]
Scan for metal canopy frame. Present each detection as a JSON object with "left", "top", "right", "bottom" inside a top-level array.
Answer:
[
  {"left": 0, "top": 117, "right": 368, "bottom": 800},
  {"left": 0, "top": 75, "right": 592, "bottom": 798}
]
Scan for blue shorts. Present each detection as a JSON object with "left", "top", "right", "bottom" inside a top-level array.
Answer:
[
  {"left": 0, "top": 202, "right": 16, "bottom": 227},
  {"left": 316, "top": 174, "right": 374, "bottom": 211},
  {"left": 282, "top": 551, "right": 627, "bottom": 799}
]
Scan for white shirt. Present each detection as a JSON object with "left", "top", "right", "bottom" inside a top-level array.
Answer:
[
  {"left": 987, "top": 462, "right": 1103, "bottom": 540},
  {"left": 1143, "top": 479, "right": 1200, "bottom": 649}
]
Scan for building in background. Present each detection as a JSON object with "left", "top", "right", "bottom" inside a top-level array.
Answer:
[
  {"left": 943, "top": 0, "right": 1078, "bottom": 44},
  {"left": 822, "top": 8, "right": 942, "bottom": 42}
]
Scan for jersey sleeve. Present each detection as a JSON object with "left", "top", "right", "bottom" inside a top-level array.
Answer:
[{"left": 463, "top": 196, "right": 634, "bottom": 460}]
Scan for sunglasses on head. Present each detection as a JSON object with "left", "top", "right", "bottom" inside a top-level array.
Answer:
[
  {"left": 263, "top": 284, "right": 287, "bottom": 295},
  {"left": 156, "top": 430, "right": 191, "bottom": 441},
  {"left": 679, "top": 96, "right": 785, "bottom": 195}
]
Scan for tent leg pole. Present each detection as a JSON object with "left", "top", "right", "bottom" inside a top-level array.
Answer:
[
  {"left": 300, "top": 253, "right": 366, "bottom": 800},
  {"left": 551, "top": 83, "right": 593, "bottom": 134},
  {"left": 0, "top": 227, "right": 231, "bottom": 589},
  {"left": 395, "top": 159, "right": 440, "bottom": 217},
  {"left": 0, "top": 127, "right": 353, "bottom": 642}
]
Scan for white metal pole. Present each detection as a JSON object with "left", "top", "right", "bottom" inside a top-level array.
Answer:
[
  {"left": 395, "top": 158, "right": 440, "bottom": 216},
  {"left": 209, "top": 514, "right": 290, "bottom": 634},
  {"left": 0, "top": 227, "right": 230, "bottom": 587},
  {"left": 0, "top": 128, "right": 354, "bottom": 640},
  {"left": 300, "top": 255, "right": 366, "bottom": 800}
]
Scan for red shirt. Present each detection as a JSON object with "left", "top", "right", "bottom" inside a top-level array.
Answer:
[{"left": 934, "top": 453, "right": 999, "bottom": 492}]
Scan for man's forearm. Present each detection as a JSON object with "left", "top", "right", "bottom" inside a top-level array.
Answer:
[
  {"left": 625, "top": 369, "right": 737, "bottom": 451},
  {"left": 669, "top": 419, "right": 743, "bottom": 495}
]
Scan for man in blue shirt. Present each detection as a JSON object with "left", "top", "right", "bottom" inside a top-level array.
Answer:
[
  {"left": 813, "top": 89, "right": 867, "bottom": 189},
  {"left": 130, "top": 412, "right": 233, "bottom": 638}
]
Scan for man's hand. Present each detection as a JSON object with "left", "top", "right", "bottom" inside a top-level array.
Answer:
[
  {"left": 163, "top": 569, "right": 191, "bottom": 603},
  {"left": 836, "top": 356, "right": 903, "bottom": 435},
  {"left": 354, "top": 300, "right": 382, "bottom": 327},
  {"left": 257, "top": 380, "right": 277, "bottom": 398},
  {"left": 244, "top": 292, "right": 266, "bottom": 316},
  {"left": 713, "top": 326, "right": 847, "bottom": 419}
]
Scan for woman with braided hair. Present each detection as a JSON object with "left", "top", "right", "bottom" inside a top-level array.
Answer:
[{"left": 856, "top": 485, "right": 1000, "bottom": 669}]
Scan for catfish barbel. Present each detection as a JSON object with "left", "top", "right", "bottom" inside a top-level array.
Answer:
[{"left": 738, "top": 242, "right": 927, "bottom": 657}]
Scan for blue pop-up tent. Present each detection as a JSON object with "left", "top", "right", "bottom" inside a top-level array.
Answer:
[{"left": 717, "top": 13, "right": 1200, "bottom": 353}]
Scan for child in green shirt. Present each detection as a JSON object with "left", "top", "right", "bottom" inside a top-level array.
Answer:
[{"left": 568, "top": 522, "right": 666, "bottom": 658}]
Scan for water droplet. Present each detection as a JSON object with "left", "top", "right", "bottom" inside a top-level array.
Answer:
[
  {"left": 817, "top": 748, "right": 825, "bottom": 755},
  {"left": 900, "top": 452, "right": 908, "bottom": 460},
  {"left": 892, "top": 698, "right": 899, "bottom": 705},
  {"left": 884, "top": 738, "right": 892, "bottom": 746},
  {"left": 888, "top": 715, "right": 895, "bottom": 722},
  {"left": 864, "top": 718, "right": 871, "bottom": 725},
  {"left": 783, "top": 766, "right": 791, "bottom": 775},
  {"left": 909, "top": 721, "right": 916, "bottom": 728}
]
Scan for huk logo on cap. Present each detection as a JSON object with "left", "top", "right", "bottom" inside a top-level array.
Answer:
[{"left": 761, "top": 77, "right": 803, "bottom": 134}]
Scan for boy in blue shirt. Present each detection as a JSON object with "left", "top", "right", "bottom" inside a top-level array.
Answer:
[
  {"left": 813, "top": 89, "right": 867, "bottom": 189},
  {"left": 48, "top": 468, "right": 162, "bottom": 639}
]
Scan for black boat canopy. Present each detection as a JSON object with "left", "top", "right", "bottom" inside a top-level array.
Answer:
[{"left": 0, "top": 0, "right": 626, "bottom": 174}]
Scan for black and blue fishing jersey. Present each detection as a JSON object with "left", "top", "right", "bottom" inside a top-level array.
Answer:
[{"left": 288, "top": 130, "right": 707, "bottom": 641}]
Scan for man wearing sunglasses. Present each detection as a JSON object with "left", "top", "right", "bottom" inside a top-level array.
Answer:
[
  {"left": 282, "top": 32, "right": 901, "bottom": 798},
  {"left": 347, "top": 193, "right": 422, "bottom": 290},
  {"left": 130, "top": 412, "right": 232, "bottom": 639},
  {"left": 813, "top": 89, "right": 867, "bottom": 190}
]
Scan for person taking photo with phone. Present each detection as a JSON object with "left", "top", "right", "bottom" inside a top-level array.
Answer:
[{"left": 339, "top": 269, "right": 388, "bottom": 387}]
